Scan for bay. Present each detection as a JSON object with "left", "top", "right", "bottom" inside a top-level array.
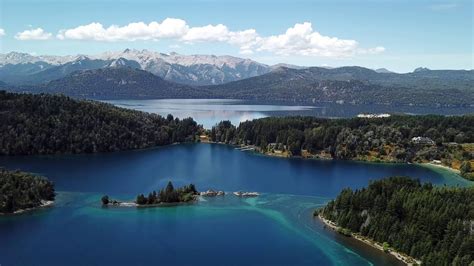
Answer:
[{"left": 0, "top": 144, "right": 470, "bottom": 265}]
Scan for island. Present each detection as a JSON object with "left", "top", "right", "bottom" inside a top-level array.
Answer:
[
  {"left": 101, "top": 184, "right": 262, "bottom": 207},
  {"left": 316, "top": 176, "right": 473, "bottom": 265},
  {"left": 102, "top": 182, "right": 199, "bottom": 207},
  {"left": 0, "top": 168, "right": 55, "bottom": 214}
]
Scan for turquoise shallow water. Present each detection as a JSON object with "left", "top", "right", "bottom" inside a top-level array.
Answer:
[{"left": 0, "top": 143, "right": 470, "bottom": 265}]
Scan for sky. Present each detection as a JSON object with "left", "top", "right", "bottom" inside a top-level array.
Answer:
[{"left": 0, "top": 0, "right": 472, "bottom": 72}]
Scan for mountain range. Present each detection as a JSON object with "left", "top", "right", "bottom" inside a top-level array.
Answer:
[
  {"left": 0, "top": 50, "right": 270, "bottom": 86},
  {"left": 1, "top": 50, "right": 473, "bottom": 107}
]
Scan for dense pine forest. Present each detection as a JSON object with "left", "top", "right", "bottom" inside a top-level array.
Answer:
[
  {"left": 210, "top": 115, "right": 474, "bottom": 180},
  {"left": 0, "top": 91, "right": 201, "bottom": 155},
  {"left": 0, "top": 168, "right": 55, "bottom": 213},
  {"left": 319, "top": 177, "right": 474, "bottom": 265}
]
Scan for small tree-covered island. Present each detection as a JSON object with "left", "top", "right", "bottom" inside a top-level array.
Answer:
[
  {"left": 0, "top": 168, "right": 55, "bottom": 214},
  {"left": 317, "top": 177, "right": 474, "bottom": 265},
  {"left": 101, "top": 181, "right": 199, "bottom": 207}
]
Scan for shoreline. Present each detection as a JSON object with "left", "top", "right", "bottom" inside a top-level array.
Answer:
[
  {"left": 418, "top": 162, "right": 460, "bottom": 174},
  {"left": 103, "top": 196, "right": 199, "bottom": 208},
  {"left": 317, "top": 214, "right": 420, "bottom": 265},
  {"left": 1, "top": 200, "right": 54, "bottom": 216},
  {"left": 220, "top": 142, "right": 470, "bottom": 181}
]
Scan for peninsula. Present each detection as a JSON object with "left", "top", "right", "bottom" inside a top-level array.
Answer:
[
  {"left": 317, "top": 176, "right": 473, "bottom": 265},
  {"left": 209, "top": 116, "right": 474, "bottom": 180}
]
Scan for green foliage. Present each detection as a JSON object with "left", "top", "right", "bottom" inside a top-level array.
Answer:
[
  {"left": 0, "top": 91, "right": 201, "bottom": 155},
  {"left": 382, "top": 242, "right": 390, "bottom": 253},
  {"left": 210, "top": 120, "right": 236, "bottom": 144},
  {"left": 0, "top": 168, "right": 55, "bottom": 213},
  {"left": 460, "top": 161, "right": 471, "bottom": 176},
  {"left": 136, "top": 182, "right": 198, "bottom": 205},
  {"left": 211, "top": 115, "right": 474, "bottom": 179},
  {"left": 101, "top": 195, "right": 109, "bottom": 205},
  {"left": 321, "top": 177, "right": 474, "bottom": 265},
  {"left": 136, "top": 194, "right": 147, "bottom": 205},
  {"left": 336, "top": 227, "right": 351, "bottom": 237}
]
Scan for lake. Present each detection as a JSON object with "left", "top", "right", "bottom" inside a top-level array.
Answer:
[
  {"left": 105, "top": 99, "right": 474, "bottom": 128},
  {"left": 0, "top": 143, "right": 470, "bottom": 266}
]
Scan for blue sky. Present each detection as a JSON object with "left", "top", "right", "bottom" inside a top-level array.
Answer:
[{"left": 0, "top": 0, "right": 472, "bottom": 72}]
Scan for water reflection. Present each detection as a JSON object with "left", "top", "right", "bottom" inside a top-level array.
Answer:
[
  {"left": 106, "top": 99, "right": 316, "bottom": 128},
  {"left": 105, "top": 98, "right": 474, "bottom": 129}
]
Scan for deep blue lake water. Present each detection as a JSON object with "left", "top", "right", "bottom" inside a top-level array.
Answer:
[{"left": 0, "top": 143, "right": 470, "bottom": 266}]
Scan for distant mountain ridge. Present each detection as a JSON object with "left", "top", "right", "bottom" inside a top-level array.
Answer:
[
  {"left": 1, "top": 50, "right": 472, "bottom": 107},
  {"left": 2, "top": 50, "right": 471, "bottom": 90},
  {"left": 8, "top": 67, "right": 211, "bottom": 99},
  {"left": 2, "top": 65, "right": 472, "bottom": 107},
  {"left": 203, "top": 66, "right": 473, "bottom": 106},
  {"left": 0, "top": 50, "right": 271, "bottom": 86}
]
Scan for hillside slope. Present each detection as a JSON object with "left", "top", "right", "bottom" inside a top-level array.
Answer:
[{"left": 0, "top": 91, "right": 201, "bottom": 155}]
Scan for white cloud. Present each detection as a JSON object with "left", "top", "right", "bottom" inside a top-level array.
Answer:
[
  {"left": 0, "top": 28, "right": 5, "bottom": 37},
  {"left": 57, "top": 18, "right": 189, "bottom": 41},
  {"left": 15, "top": 28, "right": 52, "bottom": 40},
  {"left": 182, "top": 24, "right": 229, "bottom": 42},
  {"left": 55, "top": 19, "right": 383, "bottom": 58},
  {"left": 251, "top": 22, "right": 382, "bottom": 58}
]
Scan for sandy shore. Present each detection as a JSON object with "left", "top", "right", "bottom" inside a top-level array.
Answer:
[
  {"left": 419, "top": 162, "right": 460, "bottom": 174},
  {"left": 317, "top": 214, "right": 421, "bottom": 265},
  {"left": 0, "top": 200, "right": 55, "bottom": 215}
]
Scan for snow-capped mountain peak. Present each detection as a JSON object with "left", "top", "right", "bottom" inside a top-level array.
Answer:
[{"left": 0, "top": 49, "right": 271, "bottom": 85}]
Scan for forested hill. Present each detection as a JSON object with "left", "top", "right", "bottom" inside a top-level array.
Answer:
[
  {"left": 0, "top": 91, "right": 201, "bottom": 155},
  {"left": 1, "top": 65, "right": 472, "bottom": 107},
  {"left": 204, "top": 67, "right": 474, "bottom": 106},
  {"left": 210, "top": 115, "right": 474, "bottom": 180},
  {"left": 7, "top": 67, "right": 212, "bottom": 100},
  {"left": 0, "top": 168, "right": 55, "bottom": 213},
  {"left": 319, "top": 177, "right": 474, "bottom": 265}
]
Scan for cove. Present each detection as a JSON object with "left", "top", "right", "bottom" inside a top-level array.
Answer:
[{"left": 0, "top": 143, "right": 470, "bottom": 265}]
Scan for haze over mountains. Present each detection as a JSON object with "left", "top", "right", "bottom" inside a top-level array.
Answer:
[{"left": 0, "top": 50, "right": 473, "bottom": 107}]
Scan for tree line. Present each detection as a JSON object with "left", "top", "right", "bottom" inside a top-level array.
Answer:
[
  {"left": 135, "top": 181, "right": 198, "bottom": 204},
  {"left": 0, "top": 91, "right": 202, "bottom": 155},
  {"left": 0, "top": 168, "right": 55, "bottom": 213},
  {"left": 319, "top": 176, "right": 473, "bottom": 265},
  {"left": 210, "top": 115, "right": 474, "bottom": 179}
]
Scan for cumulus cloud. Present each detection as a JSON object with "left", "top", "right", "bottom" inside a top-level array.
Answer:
[
  {"left": 253, "top": 22, "right": 362, "bottom": 57},
  {"left": 55, "top": 19, "right": 384, "bottom": 58},
  {"left": 0, "top": 28, "right": 5, "bottom": 37},
  {"left": 57, "top": 18, "right": 188, "bottom": 41},
  {"left": 15, "top": 28, "right": 52, "bottom": 40}
]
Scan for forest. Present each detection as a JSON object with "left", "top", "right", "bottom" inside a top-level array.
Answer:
[
  {"left": 210, "top": 115, "right": 474, "bottom": 180},
  {"left": 319, "top": 177, "right": 474, "bottom": 265},
  {"left": 0, "top": 168, "right": 55, "bottom": 213},
  {"left": 0, "top": 91, "right": 201, "bottom": 155},
  {"left": 134, "top": 182, "right": 198, "bottom": 205}
]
